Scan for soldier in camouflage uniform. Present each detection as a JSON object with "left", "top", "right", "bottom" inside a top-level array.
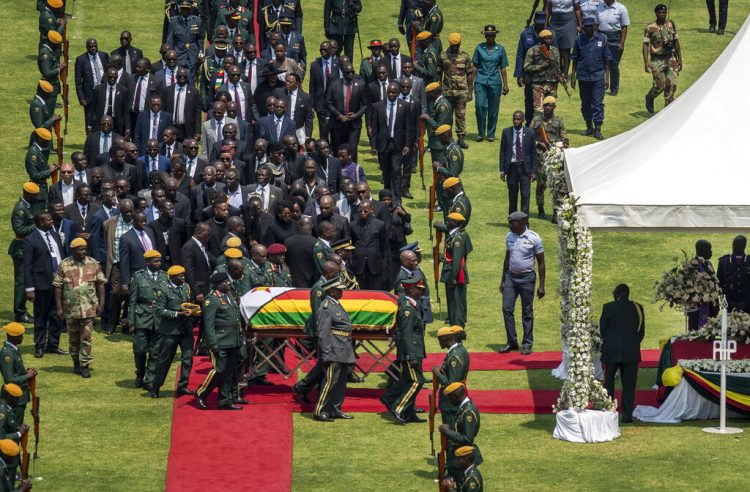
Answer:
[
  {"left": 414, "top": 31, "right": 439, "bottom": 85},
  {"left": 9, "top": 184, "right": 39, "bottom": 323},
  {"left": 523, "top": 30, "right": 561, "bottom": 118},
  {"left": 421, "top": 83, "right": 453, "bottom": 164},
  {"left": 0, "top": 323, "right": 36, "bottom": 425},
  {"left": 52, "top": 238, "right": 106, "bottom": 378},
  {"left": 431, "top": 326, "right": 469, "bottom": 425},
  {"left": 38, "top": 30, "right": 65, "bottom": 115},
  {"left": 25, "top": 129, "right": 57, "bottom": 207},
  {"left": 438, "top": 33, "right": 473, "bottom": 149},
  {"left": 439, "top": 382, "right": 483, "bottom": 485},
  {"left": 643, "top": 4, "right": 682, "bottom": 113},
  {"left": 530, "top": 96, "right": 567, "bottom": 221},
  {"left": 432, "top": 126, "right": 464, "bottom": 216},
  {"left": 30, "top": 80, "right": 61, "bottom": 131},
  {"left": 417, "top": 0, "right": 444, "bottom": 54}
]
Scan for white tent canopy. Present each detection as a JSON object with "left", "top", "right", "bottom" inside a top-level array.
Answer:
[{"left": 564, "top": 15, "right": 750, "bottom": 230}]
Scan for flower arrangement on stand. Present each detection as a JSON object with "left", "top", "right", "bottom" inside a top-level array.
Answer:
[
  {"left": 679, "top": 310, "right": 750, "bottom": 343},
  {"left": 654, "top": 253, "right": 721, "bottom": 311}
]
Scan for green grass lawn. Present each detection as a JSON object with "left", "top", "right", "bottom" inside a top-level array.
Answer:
[{"left": 3, "top": 0, "right": 750, "bottom": 490}]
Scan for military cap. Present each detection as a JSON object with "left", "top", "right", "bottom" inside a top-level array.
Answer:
[
  {"left": 224, "top": 248, "right": 243, "bottom": 259},
  {"left": 448, "top": 33, "right": 461, "bottom": 45},
  {"left": 534, "top": 11, "right": 547, "bottom": 24},
  {"left": 279, "top": 16, "right": 293, "bottom": 25},
  {"left": 0, "top": 440, "right": 19, "bottom": 457},
  {"left": 543, "top": 96, "right": 557, "bottom": 105},
  {"left": 444, "top": 382, "right": 465, "bottom": 395},
  {"left": 167, "top": 265, "right": 185, "bottom": 276},
  {"left": 179, "top": 0, "right": 193, "bottom": 7},
  {"left": 654, "top": 4, "right": 668, "bottom": 13},
  {"left": 38, "top": 80, "right": 54, "bottom": 94},
  {"left": 482, "top": 25, "right": 498, "bottom": 35},
  {"left": 447, "top": 212, "right": 465, "bottom": 222},
  {"left": 2, "top": 384, "right": 22, "bottom": 398},
  {"left": 143, "top": 250, "right": 162, "bottom": 259},
  {"left": 231, "top": 12, "right": 243, "bottom": 21},
  {"left": 368, "top": 40, "right": 383, "bottom": 49},
  {"left": 47, "top": 30, "right": 63, "bottom": 44},
  {"left": 508, "top": 211, "right": 528, "bottom": 222},
  {"left": 213, "top": 38, "right": 229, "bottom": 48},
  {"left": 332, "top": 239, "right": 355, "bottom": 251},
  {"left": 322, "top": 276, "right": 346, "bottom": 291},
  {"left": 401, "top": 276, "right": 425, "bottom": 289},
  {"left": 226, "top": 237, "right": 242, "bottom": 248},
  {"left": 3, "top": 323, "right": 25, "bottom": 337},
  {"left": 23, "top": 182, "right": 40, "bottom": 195},
  {"left": 211, "top": 271, "right": 230, "bottom": 284},
  {"left": 435, "top": 124, "right": 451, "bottom": 136},
  {"left": 70, "top": 238, "right": 88, "bottom": 249},
  {"left": 582, "top": 16, "right": 596, "bottom": 27},
  {"left": 539, "top": 29, "right": 553, "bottom": 38},
  {"left": 399, "top": 241, "right": 423, "bottom": 253},
  {"left": 416, "top": 31, "right": 432, "bottom": 41},
  {"left": 425, "top": 82, "right": 441, "bottom": 93},
  {"left": 35, "top": 127, "right": 52, "bottom": 141},
  {"left": 47, "top": 0, "right": 64, "bottom": 7},
  {"left": 268, "top": 243, "right": 287, "bottom": 255},
  {"left": 455, "top": 446, "right": 474, "bottom": 457},
  {"left": 443, "top": 177, "right": 460, "bottom": 189}
]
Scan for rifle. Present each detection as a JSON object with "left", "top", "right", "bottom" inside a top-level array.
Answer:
[
  {"left": 52, "top": 120, "right": 62, "bottom": 184},
  {"left": 433, "top": 228, "right": 442, "bottom": 319},
  {"left": 20, "top": 429, "right": 29, "bottom": 480},
  {"left": 526, "top": 0, "right": 542, "bottom": 28},
  {"left": 539, "top": 44, "right": 571, "bottom": 97},
  {"left": 538, "top": 125, "right": 550, "bottom": 147},
  {"left": 428, "top": 378, "right": 438, "bottom": 481},
  {"left": 29, "top": 374, "right": 40, "bottom": 478},
  {"left": 418, "top": 120, "right": 426, "bottom": 194},
  {"left": 438, "top": 432, "right": 447, "bottom": 491},
  {"left": 410, "top": 24, "right": 417, "bottom": 61},
  {"left": 61, "top": 22, "right": 70, "bottom": 134}
]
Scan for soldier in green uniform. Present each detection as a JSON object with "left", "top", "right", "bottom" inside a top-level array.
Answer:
[
  {"left": 442, "top": 445, "right": 483, "bottom": 492},
  {"left": 53, "top": 238, "right": 106, "bottom": 379},
  {"left": 442, "top": 177, "right": 471, "bottom": 227},
  {"left": 523, "top": 30, "right": 561, "bottom": 117},
  {"left": 152, "top": 265, "right": 196, "bottom": 399},
  {"left": 128, "top": 250, "right": 168, "bottom": 390},
  {"left": 530, "top": 96, "right": 568, "bottom": 221},
  {"left": 332, "top": 240, "right": 359, "bottom": 289},
  {"left": 30, "top": 80, "right": 61, "bottom": 131},
  {"left": 431, "top": 125, "right": 463, "bottom": 215},
  {"left": 359, "top": 40, "right": 384, "bottom": 84},
  {"left": 0, "top": 324, "right": 36, "bottom": 425},
  {"left": 421, "top": 83, "right": 453, "bottom": 164},
  {"left": 432, "top": 326, "right": 469, "bottom": 425},
  {"left": 414, "top": 31, "right": 439, "bottom": 85},
  {"left": 438, "top": 33, "right": 473, "bottom": 149},
  {"left": 246, "top": 244, "right": 280, "bottom": 386},
  {"left": 38, "top": 30, "right": 65, "bottom": 115},
  {"left": 439, "top": 382, "right": 483, "bottom": 485},
  {"left": 0, "top": 439, "right": 31, "bottom": 492},
  {"left": 25, "top": 129, "right": 57, "bottom": 207},
  {"left": 313, "top": 277, "right": 356, "bottom": 422},
  {"left": 195, "top": 272, "right": 244, "bottom": 410},
  {"left": 267, "top": 244, "right": 293, "bottom": 287},
  {"left": 38, "top": 0, "right": 66, "bottom": 50},
  {"left": 9, "top": 184, "right": 39, "bottom": 323},
  {"left": 0, "top": 384, "right": 27, "bottom": 485},
  {"left": 323, "top": 0, "right": 362, "bottom": 60},
  {"left": 200, "top": 41, "right": 228, "bottom": 111},
  {"left": 417, "top": 0, "right": 444, "bottom": 53},
  {"left": 643, "top": 4, "right": 682, "bottom": 113},
  {"left": 312, "top": 222, "right": 336, "bottom": 275},
  {"left": 167, "top": 1, "right": 205, "bottom": 84},
  {"left": 437, "top": 213, "right": 471, "bottom": 328},
  {"left": 382, "top": 277, "right": 427, "bottom": 424}
]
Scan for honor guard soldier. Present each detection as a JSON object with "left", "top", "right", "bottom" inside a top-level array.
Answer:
[
  {"left": 420, "top": 83, "right": 452, "bottom": 164},
  {"left": 39, "top": 0, "right": 66, "bottom": 50},
  {"left": 443, "top": 177, "right": 471, "bottom": 227},
  {"left": 438, "top": 33, "right": 473, "bottom": 149},
  {"left": 398, "top": 242, "right": 433, "bottom": 325},
  {"left": 437, "top": 212, "right": 471, "bottom": 327},
  {"left": 523, "top": 29, "right": 561, "bottom": 118},
  {"left": 530, "top": 96, "right": 567, "bottom": 220},
  {"left": 38, "top": 30, "right": 65, "bottom": 115},
  {"left": 313, "top": 277, "right": 355, "bottom": 422},
  {"left": 442, "top": 446, "right": 483, "bottom": 492},
  {"left": 0, "top": 323, "right": 36, "bottom": 424},
  {"left": 332, "top": 239, "right": 359, "bottom": 289},
  {"left": 417, "top": 0, "right": 444, "bottom": 53},
  {"left": 9, "top": 184, "right": 40, "bottom": 324},
  {"left": 359, "top": 40, "right": 385, "bottom": 84},
  {"left": 0, "top": 384, "right": 27, "bottom": 484},
  {"left": 195, "top": 272, "right": 244, "bottom": 410},
  {"left": 398, "top": 0, "right": 424, "bottom": 47},
  {"left": 152, "top": 265, "right": 196, "bottom": 399},
  {"left": 643, "top": 4, "right": 682, "bottom": 114},
  {"left": 439, "top": 382, "right": 483, "bottom": 485},
  {"left": 259, "top": 0, "right": 296, "bottom": 47},
  {"left": 432, "top": 326, "right": 469, "bottom": 425},
  {"left": 30, "top": 80, "right": 61, "bottom": 131},
  {"left": 718, "top": 236, "right": 750, "bottom": 314},
  {"left": 167, "top": 0, "right": 205, "bottom": 84},
  {"left": 25, "top": 129, "right": 56, "bottom": 210},
  {"left": 128, "top": 250, "right": 168, "bottom": 390},
  {"left": 431, "top": 127, "right": 463, "bottom": 216},
  {"left": 323, "top": 0, "right": 363, "bottom": 60},
  {"left": 0, "top": 440, "right": 31, "bottom": 492},
  {"left": 414, "top": 31, "right": 439, "bottom": 85}
]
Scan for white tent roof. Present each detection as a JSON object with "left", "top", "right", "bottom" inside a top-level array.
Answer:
[{"left": 564, "top": 15, "right": 750, "bottom": 230}]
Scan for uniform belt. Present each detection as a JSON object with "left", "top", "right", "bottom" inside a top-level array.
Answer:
[
  {"left": 215, "top": 323, "right": 238, "bottom": 329},
  {"left": 140, "top": 301, "right": 157, "bottom": 307},
  {"left": 331, "top": 329, "right": 351, "bottom": 338}
]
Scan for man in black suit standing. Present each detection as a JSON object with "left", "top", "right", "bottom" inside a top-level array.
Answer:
[
  {"left": 327, "top": 62, "right": 369, "bottom": 162},
  {"left": 181, "top": 222, "right": 216, "bottom": 303},
  {"left": 217, "top": 65, "right": 256, "bottom": 124},
  {"left": 369, "top": 82, "right": 414, "bottom": 199},
  {"left": 75, "top": 38, "right": 109, "bottom": 132},
  {"left": 313, "top": 139, "right": 343, "bottom": 194},
  {"left": 273, "top": 73, "right": 313, "bottom": 142},
  {"left": 24, "top": 211, "right": 67, "bottom": 358},
  {"left": 284, "top": 216, "right": 318, "bottom": 288},
  {"left": 499, "top": 110, "right": 537, "bottom": 216},
  {"left": 600, "top": 284, "right": 645, "bottom": 424},
  {"left": 308, "top": 41, "right": 340, "bottom": 141},
  {"left": 134, "top": 97, "right": 173, "bottom": 156},
  {"left": 350, "top": 200, "right": 388, "bottom": 290},
  {"left": 148, "top": 200, "right": 188, "bottom": 268},
  {"left": 111, "top": 31, "right": 143, "bottom": 75},
  {"left": 83, "top": 116, "right": 121, "bottom": 168},
  {"left": 64, "top": 184, "right": 101, "bottom": 242},
  {"left": 119, "top": 210, "right": 157, "bottom": 297},
  {"left": 365, "top": 65, "right": 391, "bottom": 137},
  {"left": 258, "top": 99, "right": 297, "bottom": 144},
  {"left": 385, "top": 38, "right": 411, "bottom": 80},
  {"left": 190, "top": 166, "right": 226, "bottom": 223},
  {"left": 99, "top": 145, "right": 140, "bottom": 186},
  {"left": 93, "top": 68, "right": 131, "bottom": 138},
  {"left": 165, "top": 67, "right": 201, "bottom": 142},
  {"left": 129, "top": 58, "right": 164, "bottom": 134}
]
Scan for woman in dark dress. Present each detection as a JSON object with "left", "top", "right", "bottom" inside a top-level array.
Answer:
[{"left": 268, "top": 200, "right": 299, "bottom": 244}]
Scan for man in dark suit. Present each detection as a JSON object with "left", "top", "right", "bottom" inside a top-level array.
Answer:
[
  {"left": 251, "top": 165, "right": 284, "bottom": 213},
  {"left": 83, "top": 116, "right": 121, "bottom": 168},
  {"left": 365, "top": 65, "right": 392, "bottom": 135},
  {"left": 240, "top": 44, "right": 267, "bottom": 96},
  {"left": 369, "top": 82, "right": 414, "bottom": 199},
  {"left": 258, "top": 99, "right": 297, "bottom": 144},
  {"left": 158, "top": 127, "right": 183, "bottom": 159},
  {"left": 118, "top": 210, "right": 157, "bottom": 292},
  {"left": 164, "top": 177, "right": 192, "bottom": 225},
  {"left": 165, "top": 67, "right": 201, "bottom": 142},
  {"left": 225, "top": 101, "right": 253, "bottom": 145},
  {"left": 308, "top": 41, "right": 341, "bottom": 140},
  {"left": 217, "top": 65, "right": 257, "bottom": 123},
  {"left": 88, "top": 189, "right": 117, "bottom": 266},
  {"left": 397, "top": 77, "right": 422, "bottom": 199},
  {"left": 74, "top": 38, "right": 109, "bottom": 131},
  {"left": 180, "top": 138, "right": 208, "bottom": 183},
  {"left": 48, "top": 200, "right": 78, "bottom": 257},
  {"left": 190, "top": 166, "right": 226, "bottom": 222},
  {"left": 134, "top": 96, "right": 173, "bottom": 156},
  {"left": 284, "top": 216, "right": 318, "bottom": 287},
  {"left": 98, "top": 145, "right": 140, "bottom": 186},
  {"left": 385, "top": 38, "right": 411, "bottom": 80},
  {"left": 499, "top": 111, "right": 537, "bottom": 216},
  {"left": 350, "top": 200, "right": 388, "bottom": 290},
  {"left": 147, "top": 199, "right": 188, "bottom": 268},
  {"left": 181, "top": 222, "right": 216, "bottom": 302},
  {"left": 93, "top": 68, "right": 131, "bottom": 137},
  {"left": 315, "top": 195, "right": 350, "bottom": 241},
  {"left": 208, "top": 124, "right": 247, "bottom": 163},
  {"left": 63, "top": 184, "right": 101, "bottom": 240},
  {"left": 242, "top": 196, "right": 274, "bottom": 246},
  {"left": 48, "top": 163, "right": 79, "bottom": 207},
  {"left": 111, "top": 31, "right": 143, "bottom": 75},
  {"left": 273, "top": 73, "right": 313, "bottom": 140},
  {"left": 224, "top": 168, "right": 253, "bottom": 209},
  {"left": 23, "top": 211, "right": 66, "bottom": 357},
  {"left": 153, "top": 49, "right": 179, "bottom": 90},
  {"left": 129, "top": 58, "right": 164, "bottom": 133},
  {"left": 327, "top": 62, "right": 369, "bottom": 162},
  {"left": 600, "top": 284, "right": 645, "bottom": 424},
  {"left": 314, "top": 139, "right": 343, "bottom": 194}
]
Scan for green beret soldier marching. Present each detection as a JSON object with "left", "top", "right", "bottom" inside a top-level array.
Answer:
[
  {"left": 414, "top": 31, "right": 439, "bottom": 84},
  {"left": 431, "top": 326, "right": 469, "bottom": 425},
  {"left": 431, "top": 126, "right": 463, "bottom": 215},
  {"left": 439, "top": 382, "right": 483, "bottom": 486},
  {"left": 25, "top": 129, "right": 57, "bottom": 207},
  {"left": 443, "top": 177, "right": 471, "bottom": 227},
  {"left": 30, "top": 80, "right": 61, "bottom": 130},
  {"left": 38, "top": 30, "right": 65, "bottom": 115},
  {"left": 0, "top": 384, "right": 28, "bottom": 484}
]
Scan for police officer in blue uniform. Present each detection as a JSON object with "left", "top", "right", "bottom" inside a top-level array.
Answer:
[
  {"left": 570, "top": 17, "right": 612, "bottom": 140},
  {"left": 167, "top": 0, "right": 205, "bottom": 84}
]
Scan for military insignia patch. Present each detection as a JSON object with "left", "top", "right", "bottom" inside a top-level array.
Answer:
[
  {"left": 316, "top": 252, "right": 323, "bottom": 259},
  {"left": 0, "top": 413, "right": 4, "bottom": 420},
  {"left": 451, "top": 360, "right": 456, "bottom": 367},
  {"left": 431, "top": 15, "right": 437, "bottom": 21},
  {"left": 205, "top": 300, "right": 210, "bottom": 306},
  {"left": 32, "top": 156, "right": 37, "bottom": 161},
  {"left": 34, "top": 107, "right": 40, "bottom": 112},
  {"left": 452, "top": 155, "right": 457, "bottom": 161},
  {"left": 43, "top": 54, "right": 48, "bottom": 59},
  {"left": 17, "top": 210, "right": 24, "bottom": 216},
  {"left": 469, "top": 482, "right": 476, "bottom": 489},
  {"left": 405, "top": 311, "right": 410, "bottom": 317},
  {"left": 467, "top": 415, "right": 473, "bottom": 422},
  {"left": 3, "top": 356, "right": 9, "bottom": 362},
  {"left": 316, "top": 291, "right": 322, "bottom": 297},
  {"left": 453, "top": 241, "right": 461, "bottom": 247}
]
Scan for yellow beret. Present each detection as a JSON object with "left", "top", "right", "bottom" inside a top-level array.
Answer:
[
  {"left": 226, "top": 237, "right": 242, "bottom": 248},
  {"left": 543, "top": 96, "right": 556, "bottom": 105},
  {"left": 539, "top": 29, "right": 553, "bottom": 38},
  {"left": 47, "top": 30, "right": 63, "bottom": 44},
  {"left": 416, "top": 31, "right": 432, "bottom": 41},
  {"left": 224, "top": 248, "right": 243, "bottom": 259},
  {"left": 447, "top": 212, "right": 465, "bottom": 222},
  {"left": 436, "top": 326, "right": 455, "bottom": 337},
  {"left": 448, "top": 325, "right": 465, "bottom": 335},
  {"left": 47, "top": 0, "right": 64, "bottom": 7},
  {"left": 2, "top": 384, "right": 22, "bottom": 398},
  {"left": 455, "top": 446, "right": 474, "bottom": 457},
  {"left": 143, "top": 250, "right": 162, "bottom": 259},
  {"left": 661, "top": 365, "right": 683, "bottom": 387},
  {"left": 70, "top": 238, "right": 88, "bottom": 249},
  {"left": 448, "top": 33, "right": 461, "bottom": 45},
  {"left": 23, "top": 182, "right": 40, "bottom": 195},
  {"left": 435, "top": 124, "right": 451, "bottom": 136},
  {"left": 444, "top": 382, "right": 465, "bottom": 395},
  {"left": 0, "top": 440, "right": 19, "bottom": 457},
  {"left": 167, "top": 265, "right": 186, "bottom": 276},
  {"left": 3, "top": 323, "right": 25, "bottom": 337},
  {"left": 443, "top": 177, "right": 460, "bottom": 189},
  {"left": 35, "top": 128, "right": 52, "bottom": 141},
  {"left": 39, "top": 80, "right": 54, "bottom": 94},
  {"left": 425, "top": 82, "right": 441, "bottom": 93}
]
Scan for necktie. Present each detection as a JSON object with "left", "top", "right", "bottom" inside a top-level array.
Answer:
[
  {"left": 515, "top": 130, "right": 523, "bottom": 162},
  {"left": 170, "top": 70, "right": 175, "bottom": 86},
  {"left": 107, "top": 86, "right": 115, "bottom": 116},
  {"left": 151, "top": 113, "right": 159, "bottom": 139},
  {"left": 187, "top": 159, "right": 195, "bottom": 177},
  {"left": 174, "top": 87, "right": 183, "bottom": 124},
  {"left": 258, "top": 186, "right": 266, "bottom": 210},
  {"left": 80, "top": 205, "right": 87, "bottom": 219},
  {"left": 151, "top": 157, "right": 157, "bottom": 173},
  {"left": 166, "top": 146, "right": 172, "bottom": 158},
  {"left": 92, "top": 56, "right": 102, "bottom": 85},
  {"left": 276, "top": 118, "right": 282, "bottom": 140},
  {"left": 109, "top": 208, "right": 116, "bottom": 217},
  {"left": 125, "top": 51, "right": 132, "bottom": 73},
  {"left": 216, "top": 121, "right": 223, "bottom": 141},
  {"left": 138, "top": 230, "right": 152, "bottom": 251},
  {"left": 247, "top": 62, "right": 254, "bottom": 92},
  {"left": 45, "top": 232, "right": 58, "bottom": 271},
  {"left": 391, "top": 56, "right": 397, "bottom": 77},
  {"left": 381, "top": 82, "right": 386, "bottom": 101},
  {"left": 233, "top": 85, "right": 242, "bottom": 119},
  {"left": 102, "top": 133, "right": 110, "bottom": 153},
  {"left": 133, "top": 76, "right": 143, "bottom": 112},
  {"left": 388, "top": 101, "right": 395, "bottom": 138},
  {"left": 324, "top": 61, "right": 330, "bottom": 88},
  {"left": 344, "top": 83, "right": 351, "bottom": 114},
  {"left": 77, "top": 171, "right": 86, "bottom": 182}
]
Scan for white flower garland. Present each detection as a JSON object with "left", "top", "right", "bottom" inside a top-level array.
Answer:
[
  {"left": 679, "top": 358, "right": 750, "bottom": 373},
  {"left": 546, "top": 146, "right": 616, "bottom": 413}
]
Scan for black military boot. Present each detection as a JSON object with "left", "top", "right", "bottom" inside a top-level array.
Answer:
[
  {"left": 593, "top": 127, "right": 604, "bottom": 141},
  {"left": 73, "top": 361, "right": 81, "bottom": 375},
  {"left": 457, "top": 135, "right": 469, "bottom": 149},
  {"left": 80, "top": 366, "right": 91, "bottom": 378},
  {"left": 538, "top": 207, "right": 546, "bottom": 220},
  {"left": 582, "top": 120, "right": 594, "bottom": 136},
  {"left": 645, "top": 94, "right": 655, "bottom": 114}
]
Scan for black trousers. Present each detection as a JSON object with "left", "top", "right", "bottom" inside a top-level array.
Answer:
[
  {"left": 506, "top": 163, "right": 531, "bottom": 216},
  {"left": 523, "top": 81, "right": 534, "bottom": 126},
  {"left": 331, "top": 123, "right": 362, "bottom": 162},
  {"left": 604, "top": 361, "right": 639, "bottom": 418},
  {"left": 330, "top": 34, "right": 355, "bottom": 61},
  {"left": 356, "top": 269, "right": 384, "bottom": 290},
  {"left": 316, "top": 111, "right": 331, "bottom": 142},
  {"left": 378, "top": 141, "right": 404, "bottom": 198},
  {"left": 706, "top": 0, "right": 729, "bottom": 29},
  {"left": 33, "top": 289, "right": 61, "bottom": 351}
]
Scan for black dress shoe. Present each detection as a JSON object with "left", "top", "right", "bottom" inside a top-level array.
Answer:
[
  {"left": 406, "top": 413, "right": 426, "bottom": 423},
  {"left": 332, "top": 411, "right": 353, "bottom": 419},
  {"left": 195, "top": 394, "right": 208, "bottom": 410},
  {"left": 150, "top": 389, "right": 160, "bottom": 398},
  {"left": 80, "top": 366, "right": 91, "bottom": 378},
  {"left": 233, "top": 397, "right": 249, "bottom": 405},
  {"left": 476, "top": 136, "right": 484, "bottom": 142},
  {"left": 645, "top": 94, "right": 655, "bottom": 114},
  {"left": 388, "top": 408, "right": 407, "bottom": 424},
  {"left": 717, "top": 28, "right": 725, "bottom": 35},
  {"left": 621, "top": 416, "right": 633, "bottom": 424},
  {"left": 403, "top": 191, "right": 414, "bottom": 199},
  {"left": 219, "top": 404, "right": 243, "bottom": 410},
  {"left": 709, "top": 24, "right": 716, "bottom": 33},
  {"left": 253, "top": 377, "right": 273, "bottom": 386},
  {"left": 134, "top": 379, "right": 143, "bottom": 389},
  {"left": 497, "top": 344, "right": 518, "bottom": 354},
  {"left": 46, "top": 347, "right": 69, "bottom": 355},
  {"left": 314, "top": 413, "right": 334, "bottom": 422},
  {"left": 521, "top": 347, "right": 533, "bottom": 355},
  {"left": 292, "top": 384, "right": 311, "bottom": 404},
  {"left": 34, "top": 350, "right": 44, "bottom": 359},
  {"left": 413, "top": 407, "right": 426, "bottom": 414},
  {"left": 176, "top": 388, "right": 195, "bottom": 396},
  {"left": 347, "top": 373, "right": 364, "bottom": 383},
  {"left": 16, "top": 314, "right": 33, "bottom": 324},
  {"left": 487, "top": 137, "right": 495, "bottom": 142}
]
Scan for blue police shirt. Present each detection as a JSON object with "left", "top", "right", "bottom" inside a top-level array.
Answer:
[
  {"left": 571, "top": 32, "right": 613, "bottom": 81},
  {"left": 506, "top": 228, "right": 543, "bottom": 273}
]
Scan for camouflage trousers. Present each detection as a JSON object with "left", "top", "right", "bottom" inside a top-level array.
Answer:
[
  {"left": 532, "top": 82, "right": 558, "bottom": 116},
  {"left": 69, "top": 318, "right": 94, "bottom": 367},
  {"left": 647, "top": 56, "right": 679, "bottom": 103},
  {"left": 444, "top": 92, "right": 468, "bottom": 136}
]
